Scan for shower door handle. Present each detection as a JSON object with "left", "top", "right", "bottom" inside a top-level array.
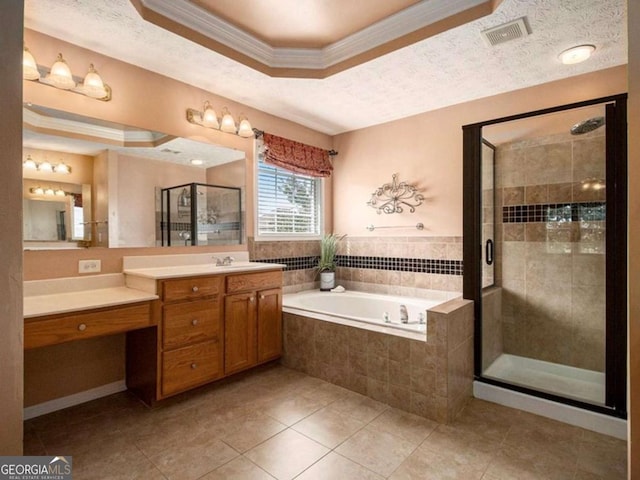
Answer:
[{"left": 485, "top": 239, "right": 494, "bottom": 265}]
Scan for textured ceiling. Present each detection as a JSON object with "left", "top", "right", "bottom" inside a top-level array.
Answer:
[{"left": 23, "top": 0, "right": 627, "bottom": 135}]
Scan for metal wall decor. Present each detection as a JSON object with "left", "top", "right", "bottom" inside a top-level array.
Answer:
[{"left": 367, "top": 173, "right": 424, "bottom": 214}]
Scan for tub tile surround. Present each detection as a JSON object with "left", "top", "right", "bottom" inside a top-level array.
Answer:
[
  {"left": 493, "top": 131, "right": 607, "bottom": 372},
  {"left": 282, "top": 298, "right": 474, "bottom": 424},
  {"left": 249, "top": 236, "right": 463, "bottom": 296},
  {"left": 23, "top": 364, "right": 628, "bottom": 479}
]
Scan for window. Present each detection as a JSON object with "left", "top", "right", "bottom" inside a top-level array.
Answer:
[{"left": 257, "top": 158, "right": 321, "bottom": 236}]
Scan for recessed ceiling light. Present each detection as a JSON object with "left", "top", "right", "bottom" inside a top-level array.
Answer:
[
  {"left": 190, "top": 159, "right": 204, "bottom": 166},
  {"left": 558, "top": 44, "right": 595, "bottom": 65}
]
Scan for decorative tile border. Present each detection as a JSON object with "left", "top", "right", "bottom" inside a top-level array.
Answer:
[
  {"left": 502, "top": 202, "right": 606, "bottom": 224},
  {"left": 337, "top": 255, "right": 463, "bottom": 276},
  {"left": 255, "top": 255, "right": 463, "bottom": 276},
  {"left": 255, "top": 256, "right": 317, "bottom": 272}
]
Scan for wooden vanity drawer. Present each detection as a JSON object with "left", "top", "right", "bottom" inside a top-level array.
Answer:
[
  {"left": 162, "top": 276, "right": 223, "bottom": 302},
  {"left": 226, "top": 270, "right": 282, "bottom": 294},
  {"left": 162, "top": 299, "right": 221, "bottom": 349},
  {"left": 24, "top": 302, "right": 153, "bottom": 349},
  {"left": 161, "top": 340, "right": 222, "bottom": 396}
]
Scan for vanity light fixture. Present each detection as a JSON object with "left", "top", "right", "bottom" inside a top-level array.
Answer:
[
  {"left": 23, "top": 46, "right": 112, "bottom": 101},
  {"left": 29, "top": 186, "right": 67, "bottom": 197},
  {"left": 22, "top": 156, "right": 73, "bottom": 174},
  {"left": 186, "top": 102, "right": 253, "bottom": 138},
  {"left": 558, "top": 44, "right": 595, "bottom": 65}
]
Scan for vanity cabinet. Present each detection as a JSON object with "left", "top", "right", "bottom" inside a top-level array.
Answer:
[
  {"left": 224, "top": 271, "right": 283, "bottom": 375},
  {"left": 159, "top": 276, "right": 224, "bottom": 397},
  {"left": 130, "top": 268, "right": 283, "bottom": 404}
]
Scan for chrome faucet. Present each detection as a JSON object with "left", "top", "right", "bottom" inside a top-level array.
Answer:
[
  {"left": 213, "top": 256, "right": 234, "bottom": 266},
  {"left": 400, "top": 304, "right": 408, "bottom": 324}
]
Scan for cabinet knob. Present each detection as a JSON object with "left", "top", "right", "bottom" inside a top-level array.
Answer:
[
  {"left": 191, "top": 319, "right": 198, "bottom": 326},
  {"left": 191, "top": 286, "right": 199, "bottom": 293},
  {"left": 260, "top": 295, "right": 265, "bottom": 300},
  {"left": 191, "top": 363, "right": 197, "bottom": 369},
  {"left": 77, "top": 323, "right": 87, "bottom": 332},
  {"left": 250, "top": 297, "right": 255, "bottom": 303}
]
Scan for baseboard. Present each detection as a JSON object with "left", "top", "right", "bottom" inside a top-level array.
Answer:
[
  {"left": 474, "top": 381, "right": 627, "bottom": 440},
  {"left": 24, "top": 380, "right": 127, "bottom": 420}
]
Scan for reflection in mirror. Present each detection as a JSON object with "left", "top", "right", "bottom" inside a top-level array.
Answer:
[
  {"left": 160, "top": 183, "right": 242, "bottom": 246},
  {"left": 22, "top": 105, "right": 247, "bottom": 250}
]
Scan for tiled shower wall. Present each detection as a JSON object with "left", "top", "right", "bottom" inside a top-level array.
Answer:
[
  {"left": 248, "top": 236, "right": 463, "bottom": 296},
  {"left": 494, "top": 130, "right": 606, "bottom": 372}
]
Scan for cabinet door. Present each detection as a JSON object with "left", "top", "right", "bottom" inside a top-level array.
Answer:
[
  {"left": 257, "top": 288, "right": 282, "bottom": 363},
  {"left": 224, "top": 292, "right": 257, "bottom": 375}
]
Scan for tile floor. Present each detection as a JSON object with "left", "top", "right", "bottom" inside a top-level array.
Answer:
[{"left": 24, "top": 364, "right": 627, "bottom": 480}]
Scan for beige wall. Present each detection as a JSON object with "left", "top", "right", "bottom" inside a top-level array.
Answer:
[
  {"left": 628, "top": 0, "right": 639, "bottom": 476},
  {"left": 0, "top": 0, "right": 24, "bottom": 455},
  {"left": 114, "top": 153, "right": 206, "bottom": 247},
  {"left": 23, "top": 29, "right": 333, "bottom": 241},
  {"left": 332, "top": 66, "right": 627, "bottom": 237}
]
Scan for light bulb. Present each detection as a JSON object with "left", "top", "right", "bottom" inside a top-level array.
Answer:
[
  {"left": 31, "top": 186, "right": 44, "bottom": 195},
  {"left": 44, "top": 187, "right": 55, "bottom": 196},
  {"left": 237, "top": 116, "right": 253, "bottom": 138},
  {"left": 201, "top": 101, "right": 219, "bottom": 129},
  {"left": 38, "top": 161, "right": 53, "bottom": 173},
  {"left": 23, "top": 46, "right": 40, "bottom": 80},
  {"left": 55, "top": 162, "right": 71, "bottom": 174},
  {"left": 23, "top": 155, "right": 37, "bottom": 169},
  {"left": 80, "top": 64, "right": 107, "bottom": 98},
  {"left": 46, "top": 53, "right": 76, "bottom": 89},
  {"left": 220, "top": 107, "right": 237, "bottom": 133},
  {"left": 55, "top": 188, "right": 66, "bottom": 196}
]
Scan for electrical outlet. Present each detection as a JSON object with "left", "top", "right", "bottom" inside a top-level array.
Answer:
[{"left": 79, "top": 259, "right": 101, "bottom": 274}]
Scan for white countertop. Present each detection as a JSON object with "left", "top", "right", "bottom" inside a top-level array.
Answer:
[
  {"left": 24, "top": 287, "right": 158, "bottom": 319},
  {"left": 123, "top": 261, "right": 285, "bottom": 280},
  {"left": 24, "top": 273, "right": 158, "bottom": 319}
]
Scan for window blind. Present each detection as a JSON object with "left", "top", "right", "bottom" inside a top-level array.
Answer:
[{"left": 257, "top": 159, "right": 320, "bottom": 235}]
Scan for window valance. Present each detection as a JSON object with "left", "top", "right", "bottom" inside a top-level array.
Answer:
[{"left": 262, "top": 132, "right": 333, "bottom": 178}]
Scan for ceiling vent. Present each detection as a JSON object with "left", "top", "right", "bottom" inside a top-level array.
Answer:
[{"left": 481, "top": 17, "right": 530, "bottom": 47}]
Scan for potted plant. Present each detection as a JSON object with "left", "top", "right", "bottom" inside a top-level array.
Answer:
[{"left": 317, "top": 233, "right": 344, "bottom": 291}]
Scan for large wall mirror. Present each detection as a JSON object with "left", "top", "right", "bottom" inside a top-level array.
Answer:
[{"left": 23, "top": 105, "right": 246, "bottom": 250}]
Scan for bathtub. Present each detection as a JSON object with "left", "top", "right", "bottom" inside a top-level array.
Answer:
[{"left": 282, "top": 289, "right": 459, "bottom": 340}]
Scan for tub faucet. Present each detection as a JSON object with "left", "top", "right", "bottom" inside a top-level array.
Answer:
[{"left": 400, "top": 304, "right": 408, "bottom": 324}]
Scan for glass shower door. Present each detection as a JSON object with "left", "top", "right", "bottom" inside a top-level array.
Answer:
[{"left": 465, "top": 94, "right": 627, "bottom": 416}]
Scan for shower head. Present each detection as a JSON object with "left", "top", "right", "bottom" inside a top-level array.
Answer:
[{"left": 570, "top": 116, "right": 605, "bottom": 135}]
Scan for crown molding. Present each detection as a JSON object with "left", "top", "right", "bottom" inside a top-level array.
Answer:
[
  {"left": 138, "top": 0, "right": 487, "bottom": 70},
  {"left": 23, "top": 107, "right": 164, "bottom": 145}
]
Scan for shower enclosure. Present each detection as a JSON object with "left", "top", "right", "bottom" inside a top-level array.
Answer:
[
  {"left": 463, "top": 94, "right": 627, "bottom": 418},
  {"left": 160, "top": 182, "right": 242, "bottom": 246}
]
